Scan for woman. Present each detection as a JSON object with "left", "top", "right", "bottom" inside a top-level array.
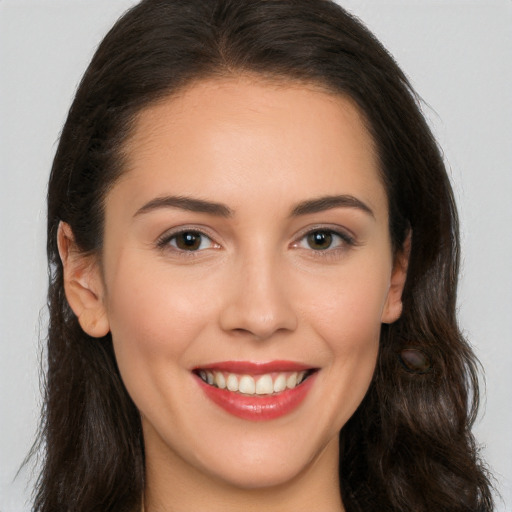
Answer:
[{"left": 34, "top": 0, "right": 493, "bottom": 510}]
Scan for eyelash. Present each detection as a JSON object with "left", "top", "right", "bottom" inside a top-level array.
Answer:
[
  {"left": 294, "top": 228, "right": 355, "bottom": 252},
  {"left": 156, "top": 228, "right": 218, "bottom": 255},
  {"left": 156, "top": 226, "right": 356, "bottom": 257},
  {"left": 290, "top": 227, "right": 357, "bottom": 264}
]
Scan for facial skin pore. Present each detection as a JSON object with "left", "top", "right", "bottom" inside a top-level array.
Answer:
[{"left": 59, "top": 77, "right": 408, "bottom": 512}]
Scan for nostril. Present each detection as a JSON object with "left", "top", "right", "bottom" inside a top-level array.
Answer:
[
  {"left": 229, "top": 326, "right": 291, "bottom": 341},
  {"left": 219, "top": 302, "right": 298, "bottom": 340}
]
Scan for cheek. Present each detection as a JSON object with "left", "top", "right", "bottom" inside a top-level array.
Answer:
[
  {"left": 104, "top": 258, "right": 218, "bottom": 397},
  {"left": 305, "top": 261, "right": 389, "bottom": 348},
  {"left": 316, "top": 286, "right": 382, "bottom": 380},
  {"left": 301, "top": 264, "right": 388, "bottom": 422}
]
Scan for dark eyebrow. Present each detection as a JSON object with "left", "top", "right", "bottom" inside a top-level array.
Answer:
[
  {"left": 290, "top": 195, "right": 374, "bottom": 218},
  {"left": 134, "top": 195, "right": 233, "bottom": 218}
]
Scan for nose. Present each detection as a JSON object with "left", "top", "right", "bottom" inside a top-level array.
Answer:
[{"left": 219, "top": 253, "right": 298, "bottom": 340}]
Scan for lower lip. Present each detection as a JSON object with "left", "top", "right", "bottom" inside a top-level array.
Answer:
[{"left": 195, "top": 373, "right": 316, "bottom": 421}]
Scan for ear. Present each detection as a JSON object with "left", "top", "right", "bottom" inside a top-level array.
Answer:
[
  {"left": 57, "top": 222, "right": 110, "bottom": 337},
  {"left": 381, "top": 231, "right": 411, "bottom": 324}
]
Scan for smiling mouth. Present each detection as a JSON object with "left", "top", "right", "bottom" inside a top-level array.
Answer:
[
  {"left": 193, "top": 362, "right": 319, "bottom": 420},
  {"left": 193, "top": 368, "right": 317, "bottom": 396}
]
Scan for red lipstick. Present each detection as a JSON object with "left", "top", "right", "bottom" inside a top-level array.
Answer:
[
  {"left": 197, "top": 360, "right": 312, "bottom": 374},
  {"left": 193, "top": 361, "right": 317, "bottom": 421}
]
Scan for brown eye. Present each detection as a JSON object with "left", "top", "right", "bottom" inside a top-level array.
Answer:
[
  {"left": 170, "top": 231, "right": 212, "bottom": 251},
  {"left": 306, "top": 231, "right": 334, "bottom": 250}
]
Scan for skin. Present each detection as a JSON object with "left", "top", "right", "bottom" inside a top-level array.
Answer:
[{"left": 59, "top": 77, "right": 408, "bottom": 512}]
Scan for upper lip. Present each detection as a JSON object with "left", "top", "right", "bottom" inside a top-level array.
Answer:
[{"left": 193, "top": 360, "right": 315, "bottom": 374}]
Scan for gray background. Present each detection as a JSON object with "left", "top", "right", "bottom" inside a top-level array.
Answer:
[{"left": 1, "top": 1, "right": 511, "bottom": 510}]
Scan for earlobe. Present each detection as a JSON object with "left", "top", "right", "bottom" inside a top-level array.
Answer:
[
  {"left": 381, "top": 231, "right": 411, "bottom": 324},
  {"left": 57, "top": 222, "right": 110, "bottom": 338}
]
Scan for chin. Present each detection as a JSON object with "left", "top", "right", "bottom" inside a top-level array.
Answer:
[
  {"left": 191, "top": 427, "right": 339, "bottom": 491},
  {"left": 208, "top": 455, "right": 313, "bottom": 490}
]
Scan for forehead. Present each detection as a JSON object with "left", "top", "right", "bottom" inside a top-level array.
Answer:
[{"left": 113, "top": 77, "right": 385, "bottom": 217}]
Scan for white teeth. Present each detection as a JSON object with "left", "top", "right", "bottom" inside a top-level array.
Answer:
[
  {"left": 199, "top": 369, "right": 311, "bottom": 394},
  {"left": 273, "top": 374, "right": 287, "bottom": 393},
  {"left": 256, "top": 374, "right": 273, "bottom": 395},
  {"left": 214, "top": 371, "right": 226, "bottom": 389},
  {"left": 226, "top": 374, "right": 239, "bottom": 392},
  {"left": 286, "top": 373, "right": 297, "bottom": 389},
  {"left": 238, "top": 375, "right": 256, "bottom": 394}
]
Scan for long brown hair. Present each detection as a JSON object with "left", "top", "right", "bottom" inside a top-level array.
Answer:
[{"left": 35, "top": 0, "right": 493, "bottom": 510}]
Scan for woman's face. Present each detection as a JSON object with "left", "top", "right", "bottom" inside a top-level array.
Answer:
[{"left": 73, "top": 78, "right": 407, "bottom": 491}]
